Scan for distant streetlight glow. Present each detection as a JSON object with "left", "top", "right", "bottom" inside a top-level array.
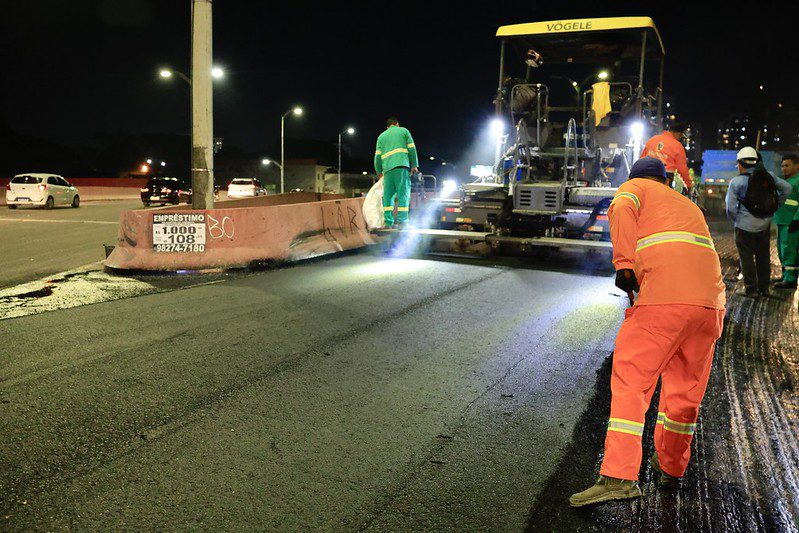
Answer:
[
  {"left": 211, "top": 66, "right": 224, "bottom": 79},
  {"left": 140, "top": 164, "right": 149, "bottom": 173},
  {"left": 346, "top": 127, "right": 355, "bottom": 135},
  {"left": 362, "top": 171, "right": 368, "bottom": 175},
  {"left": 598, "top": 70, "right": 610, "bottom": 80},
  {"left": 160, "top": 161, "right": 166, "bottom": 167},
  {"left": 159, "top": 69, "right": 173, "bottom": 79},
  {"left": 293, "top": 107, "right": 303, "bottom": 116},
  {"left": 146, "top": 158, "right": 153, "bottom": 164}
]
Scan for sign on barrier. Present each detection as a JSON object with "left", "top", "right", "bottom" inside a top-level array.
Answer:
[{"left": 152, "top": 213, "right": 207, "bottom": 253}]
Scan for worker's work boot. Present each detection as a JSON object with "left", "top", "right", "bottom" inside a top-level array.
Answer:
[
  {"left": 650, "top": 452, "right": 682, "bottom": 490},
  {"left": 568, "top": 475, "right": 641, "bottom": 507}
]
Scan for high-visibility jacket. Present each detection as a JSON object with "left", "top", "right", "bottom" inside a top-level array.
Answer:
[
  {"left": 374, "top": 125, "right": 419, "bottom": 174},
  {"left": 773, "top": 173, "right": 799, "bottom": 226},
  {"left": 608, "top": 178, "right": 726, "bottom": 309},
  {"left": 641, "top": 131, "right": 693, "bottom": 189}
]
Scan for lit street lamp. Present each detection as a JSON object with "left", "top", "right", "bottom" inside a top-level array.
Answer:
[
  {"left": 280, "top": 106, "right": 303, "bottom": 194},
  {"left": 158, "top": 66, "right": 225, "bottom": 87},
  {"left": 338, "top": 126, "right": 356, "bottom": 182},
  {"left": 262, "top": 158, "right": 282, "bottom": 169}
]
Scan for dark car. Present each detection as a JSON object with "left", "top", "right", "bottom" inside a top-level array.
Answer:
[{"left": 140, "top": 177, "right": 191, "bottom": 207}]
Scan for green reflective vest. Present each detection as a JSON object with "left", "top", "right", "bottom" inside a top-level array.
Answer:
[
  {"left": 773, "top": 173, "right": 799, "bottom": 225},
  {"left": 374, "top": 125, "right": 419, "bottom": 174}
]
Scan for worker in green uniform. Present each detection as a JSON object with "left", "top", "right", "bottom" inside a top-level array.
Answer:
[
  {"left": 374, "top": 117, "right": 419, "bottom": 228},
  {"left": 774, "top": 153, "right": 799, "bottom": 288}
]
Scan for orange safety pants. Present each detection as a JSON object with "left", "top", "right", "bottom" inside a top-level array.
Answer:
[{"left": 599, "top": 304, "right": 725, "bottom": 481}]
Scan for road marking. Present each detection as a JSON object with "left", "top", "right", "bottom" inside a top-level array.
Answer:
[{"left": 0, "top": 218, "right": 118, "bottom": 225}]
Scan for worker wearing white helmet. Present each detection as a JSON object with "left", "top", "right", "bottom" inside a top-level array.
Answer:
[{"left": 725, "top": 147, "right": 792, "bottom": 297}]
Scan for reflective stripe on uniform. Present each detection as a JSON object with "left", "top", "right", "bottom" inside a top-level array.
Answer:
[
  {"left": 662, "top": 415, "right": 696, "bottom": 435},
  {"left": 607, "top": 417, "right": 644, "bottom": 436},
  {"left": 407, "top": 143, "right": 416, "bottom": 148},
  {"left": 381, "top": 148, "right": 409, "bottom": 159},
  {"left": 397, "top": 206, "right": 409, "bottom": 212},
  {"left": 785, "top": 199, "right": 799, "bottom": 206},
  {"left": 656, "top": 412, "right": 665, "bottom": 425},
  {"left": 785, "top": 266, "right": 799, "bottom": 271},
  {"left": 611, "top": 192, "right": 640, "bottom": 209},
  {"left": 383, "top": 206, "right": 394, "bottom": 211},
  {"left": 636, "top": 231, "right": 715, "bottom": 252},
  {"left": 375, "top": 150, "right": 382, "bottom": 155}
]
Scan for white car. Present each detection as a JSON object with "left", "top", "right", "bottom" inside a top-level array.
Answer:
[
  {"left": 5, "top": 174, "right": 80, "bottom": 209},
  {"left": 227, "top": 178, "right": 266, "bottom": 198}
]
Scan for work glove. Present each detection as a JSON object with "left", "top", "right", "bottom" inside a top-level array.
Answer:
[
  {"left": 615, "top": 269, "right": 639, "bottom": 293},
  {"left": 789, "top": 220, "right": 799, "bottom": 233}
]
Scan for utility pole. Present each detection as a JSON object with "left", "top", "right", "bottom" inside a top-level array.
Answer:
[{"left": 191, "top": 0, "right": 214, "bottom": 209}]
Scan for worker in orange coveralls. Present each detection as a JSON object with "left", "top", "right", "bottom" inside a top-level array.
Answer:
[
  {"left": 641, "top": 122, "right": 693, "bottom": 193},
  {"left": 570, "top": 157, "right": 726, "bottom": 507}
]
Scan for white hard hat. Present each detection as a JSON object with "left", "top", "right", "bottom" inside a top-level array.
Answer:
[{"left": 737, "top": 146, "right": 758, "bottom": 163}]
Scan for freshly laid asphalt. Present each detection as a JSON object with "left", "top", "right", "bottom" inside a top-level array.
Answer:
[
  {"left": 0, "top": 251, "right": 624, "bottom": 531},
  {"left": 2, "top": 225, "right": 797, "bottom": 531}
]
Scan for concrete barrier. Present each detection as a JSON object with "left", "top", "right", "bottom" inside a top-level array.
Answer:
[{"left": 104, "top": 194, "right": 375, "bottom": 271}]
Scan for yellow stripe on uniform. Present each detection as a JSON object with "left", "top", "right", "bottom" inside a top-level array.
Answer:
[
  {"left": 656, "top": 412, "right": 665, "bottom": 425},
  {"left": 611, "top": 192, "right": 640, "bottom": 209},
  {"left": 785, "top": 199, "right": 799, "bottom": 206},
  {"left": 407, "top": 143, "right": 416, "bottom": 148},
  {"left": 662, "top": 415, "right": 696, "bottom": 435},
  {"left": 607, "top": 417, "right": 644, "bottom": 436},
  {"left": 397, "top": 206, "right": 409, "bottom": 212},
  {"left": 375, "top": 150, "right": 382, "bottom": 155},
  {"left": 381, "top": 148, "right": 409, "bottom": 159},
  {"left": 383, "top": 206, "right": 394, "bottom": 211},
  {"left": 636, "top": 231, "right": 715, "bottom": 252}
]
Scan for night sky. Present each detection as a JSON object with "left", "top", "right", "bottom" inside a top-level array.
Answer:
[{"left": 2, "top": 0, "right": 797, "bottom": 171}]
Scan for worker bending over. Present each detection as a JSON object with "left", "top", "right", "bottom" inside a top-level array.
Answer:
[
  {"left": 374, "top": 117, "right": 419, "bottom": 228},
  {"left": 640, "top": 122, "right": 692, "bottom": 193},
  {"left": 570, "top": 157, "right": 726, "bottom": 507}
]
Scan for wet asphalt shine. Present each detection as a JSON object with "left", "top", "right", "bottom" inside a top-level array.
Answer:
[
  {"left": 0, "top": 223, "right": 797, "bottom": 531},
  {"left": 525, "top": 232, "right": 799, "bottom": 532}
]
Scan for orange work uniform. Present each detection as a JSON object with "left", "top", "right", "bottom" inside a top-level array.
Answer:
[
  {"left": 601, "top": 178, "right": 726, "bottom": 481},
  {"left": 641, "top": 131, "right": 693, "bottom": 189}
]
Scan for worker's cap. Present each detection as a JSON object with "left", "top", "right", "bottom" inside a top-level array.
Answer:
[
  {"left": 629, "top": 156, "right": 667, "bottom": 180},
  {"left": 736, "top": 146, "right": 759, "bottom": 165}
]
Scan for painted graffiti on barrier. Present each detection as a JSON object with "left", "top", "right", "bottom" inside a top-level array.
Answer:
[{"left": 207, "top": 214, "right": 235, "bottom": 240}]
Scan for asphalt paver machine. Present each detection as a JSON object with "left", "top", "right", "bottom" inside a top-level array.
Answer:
[{"left": 437, "top": 17, "right": 665, "bottom": 251}]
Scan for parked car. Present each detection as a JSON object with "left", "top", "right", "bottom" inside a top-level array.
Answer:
[
  {"left": 140, "top": 177, "right": 191, "bottom": 207},
  {"left": 6, "top": 173, "right": 80, "bottom": 209},
  {"left": 227, "top": 178, "right": 266, "bottom": 198}
]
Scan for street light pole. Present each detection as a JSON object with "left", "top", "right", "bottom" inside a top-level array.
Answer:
[
  {"left": 337, "top": 127, "right": 355, "bottom": 184},
  {"left": 281, "top": 112, "right": 286, "bottom": 194},
  {"left": 280, "top": 106, "right": 303, "bottom": 194},
  {"left": 191, "top": 0, "right": 214, "bottom": 209}
]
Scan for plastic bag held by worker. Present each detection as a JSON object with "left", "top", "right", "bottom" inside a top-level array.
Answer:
[{"left": 363, "top": 177, "right": 384, "bottom": 230}]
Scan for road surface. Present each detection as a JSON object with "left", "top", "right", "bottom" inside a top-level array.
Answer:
[
  {"left": 1, "top": 232, "right": 797, "bottom": 531},
  {"left": 0, "top": 201, "right": 138, "bottom": 289},
  {"left": 0, "top": 252, "right": 623, "bottom": 530}
]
